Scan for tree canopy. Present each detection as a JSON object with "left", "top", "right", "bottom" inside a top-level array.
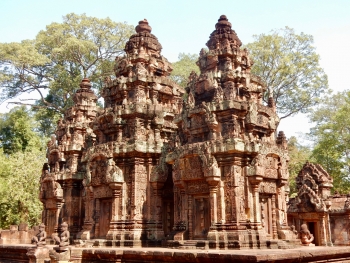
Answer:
[
  {"left": 170, "top": 53, "right": 199, "bottom": 88},
  {"left": 0, "top": 148, "right": 45, "bottom": 228},
  {"left": 246, "top": 27, "right": 329, "bottom": 119},
  {"left": 309, "top": 91, "right": 350, "bottom": 193},
  {"left": 0, "top": 106, "right": 43, "bottom": 154},
  {"left": 0, "top": 13, "right": 134, "bottom": 136},
  {"left": 0, "top": 107, "right": 46, "bottom": 228},
  {"left": 287, "top": 136, "right": 312, "bottom": 196}
]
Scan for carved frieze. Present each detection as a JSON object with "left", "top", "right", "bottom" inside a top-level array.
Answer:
[
  {"left": 187, "top": 180, "right": 209, "bottom": 194},
  {"left": 258, "top": 181, "right": 277, "bottom": 194}
]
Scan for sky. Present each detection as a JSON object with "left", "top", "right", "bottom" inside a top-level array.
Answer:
[{"left": 1, "top": 0, "right": 349, "bottom": 142}]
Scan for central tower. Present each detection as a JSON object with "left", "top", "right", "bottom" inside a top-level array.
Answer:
[{"left": 166, "top": 15, "right": 290, "bottom": 248}]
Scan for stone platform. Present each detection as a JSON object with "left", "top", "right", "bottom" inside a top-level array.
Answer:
[{"left": 2, "top": 244, "right": 350, "bottom": 263}]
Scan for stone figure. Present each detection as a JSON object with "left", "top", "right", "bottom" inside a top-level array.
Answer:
[
  {"left": 223, "top": 81, "right": 236, "bottom": 100},
  {"left": 187, "top": 92, "right": 195, "bottom": 109},
  {"left": 213, "top": 81, "right": 223, "bottom": 103},
  {"left": 31, "top": 223, "right": 47, "bottom": 246},
  {"left": 107, "top": 159, "right": 123, "bottom": 183},
  {"left": 300, "top": 224, "right": 314, "bottom": 246},
  {"left": 224, "top": 57, "right": 233, "bottom": 71},
  {"left": 53, "top": 222, "right": 70, "bottom": 247},
  {"left": 135, "top": 62, "right": 148, "bottom": 78},
  {"left": 290, "top": 225, "right": 298, "bottom": 239}
]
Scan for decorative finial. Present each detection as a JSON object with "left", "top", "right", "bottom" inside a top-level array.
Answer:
[
  {"left": 79, "top": 78, "right": 92, "bottom": 89},
  {"left": 135, "top": 19, "right": 152, "bottom": 33},
  {"left": 215, "top": 15, "right": 232, "bottom": 30}
]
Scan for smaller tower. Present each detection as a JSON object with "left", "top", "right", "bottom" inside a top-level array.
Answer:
[{"left": 41, "top": 78, "right": 97, "bottom": 238}]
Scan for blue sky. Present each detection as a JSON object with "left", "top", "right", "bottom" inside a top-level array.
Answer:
[{"left": 1, "top": 0, "right": 350, "bottom": 140}]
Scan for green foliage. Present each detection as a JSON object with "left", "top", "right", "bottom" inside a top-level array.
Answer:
[
  {"left": 0, "top": 107, "right": 46, "bottom": 228},
  {"left": 170, "top": 53, "right": 199, "bottom": 88},
  {"left": 309, "top": 91, "right": 350, "bottom": 193},
  {"left": 0, "top": 13, "right": 134, "bottom": 134},
  {"left": 246, "top": 27, "right": 329, "bottom": 119},
  {"left": 0, "top": 106, "right": 44, "bottom": 154},
  {"left": 0, "top": 148, "right": 45, "bottom": 228},
  {"left": 287, "top": 136, "right": 312, "bottom": 196}
]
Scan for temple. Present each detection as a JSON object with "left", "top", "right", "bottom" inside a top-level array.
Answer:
[
  {"left": 36, "top": 15, "right": 297, "bottom": 249},
  {"left": 2, "top": 17, "right": 350, "bottom": 262}
]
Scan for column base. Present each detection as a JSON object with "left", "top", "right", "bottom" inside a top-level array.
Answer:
[
  {"left": 76, "top": 222, "right": 93, "bottom": 240},
  {"left": 106, "top": 220, "right": 164, "bottom": 241}
]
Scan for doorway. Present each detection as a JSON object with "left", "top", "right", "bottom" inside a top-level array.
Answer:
[
  {"left": 193, "top": 197, "right": 210, "bottom": 239},
  {"left": 99, "top": 199, "right": 112, "bottom": 238},
  {"left": 307, "top": 222, "right": 319, "bottom": 245},
  {"left": 162, "top": 164, "right": 174, "bottom": 236},
  {"left": 260, "top": 196, "right": 273, "bottom": 238}
]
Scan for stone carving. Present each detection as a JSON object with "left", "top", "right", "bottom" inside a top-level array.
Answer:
[
  {"left": 300, "top": 224, "right": 314, "bottom": 246},
  {"left": 187, "top": 181, "right": 210, "bottom": 194},
  {"left": 52, "top": 222, "right": 70, "bottom": 247},
  {"left": 106, "top": 159, "right": 123, "bottom": 183},
  {"left": 31, "top": 223, "right": 47, "bottom": 247},
  {"left": 259, "top": 181, "right": 276, "bottom": 194}
]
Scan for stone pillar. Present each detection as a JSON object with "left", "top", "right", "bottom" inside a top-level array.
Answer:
[
  {"left": 248, "top": 176, "right": 263, "bottom": 230},
  {"left": 79, "top": 188, "right": 94, "bottom": 240},
  {"left": 106, "top": 182, "right": 123, "bottom": 240},
  {"left": 55, "top": 202, "right": 63, "bottom": 234},
  {"left": 174, "top": 187, "right": 179, "bottom": 222},
  {"left": 271, "top": 194, "right": 277, "bottom": 239},
  {"left": 94, "top": 199, "right": 100, "bottom": 238},
  {"left": 180, "top": 189, "right": 186, "bottom": 222},
  {"left": 209, "top": 186, "right": 218, "bottom": 224},
  {"left": 219, "top": 181, "right": 226, "bottom": 223},
  {"left": 188, "top": 195, "right": 193, "bottom": 240},
  {"left": 327, "top": 213, "right": 333, "bottom": 246},
  {"left": 150, "top": 181, "right": 165, "bottom": 239},
  {"left": 319, "top": 213, "right": 327, "bottom": 246}
]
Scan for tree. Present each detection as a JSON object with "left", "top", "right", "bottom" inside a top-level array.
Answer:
[
  {"left": 246, "top": 27, "right": 329, "bottom": 119},
  {"left": 0, "top": 107, "right": 46, "bottom": 228},
  {"left": 0, "top": 13, "right": 134, "bottom": 134},
  {"left": 0, "top": 106, "right": 43, "bottom": 154},
  {"left": 170, "top": 53, "right": 199, "bottom": 88},
  {"left": 287, "top": 136, "right": 313, "bottom": 196},
  {"left": 0, "top": 148, "right": 45, "bottom": 228},
  {"left": 309, "top": 91, "right": 350, "bottom": 193}
]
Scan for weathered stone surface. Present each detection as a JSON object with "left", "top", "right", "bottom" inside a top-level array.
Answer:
[
  {"left": 27, "top": 246, "right": 50, "bottom": 263},
  {"left": 166, "top": 15, "right": 290, "bottom": 247},
  {"left": 0, "top": 225, "right": 38, "bottom": 245}
]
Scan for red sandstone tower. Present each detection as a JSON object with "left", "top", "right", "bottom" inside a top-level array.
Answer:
[
  {"left": 78, "top": 19, "right": 184, "bottom": 244},
  {"left": 166, "top": 15, "right": 290, "bottom": 248},
  {"left": 42, "top": 78, "right": 97, "bottom": 238}
]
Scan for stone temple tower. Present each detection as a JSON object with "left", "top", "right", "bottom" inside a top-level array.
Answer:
[
  {"left": 42, "top": 78, "right": 97, "bottom": 238},
  {"left": 166, "top": 15, "right": 290, "bottom": 248},
  {"left": 79, "top": 19, "right": 184, "bottom": 243}
]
